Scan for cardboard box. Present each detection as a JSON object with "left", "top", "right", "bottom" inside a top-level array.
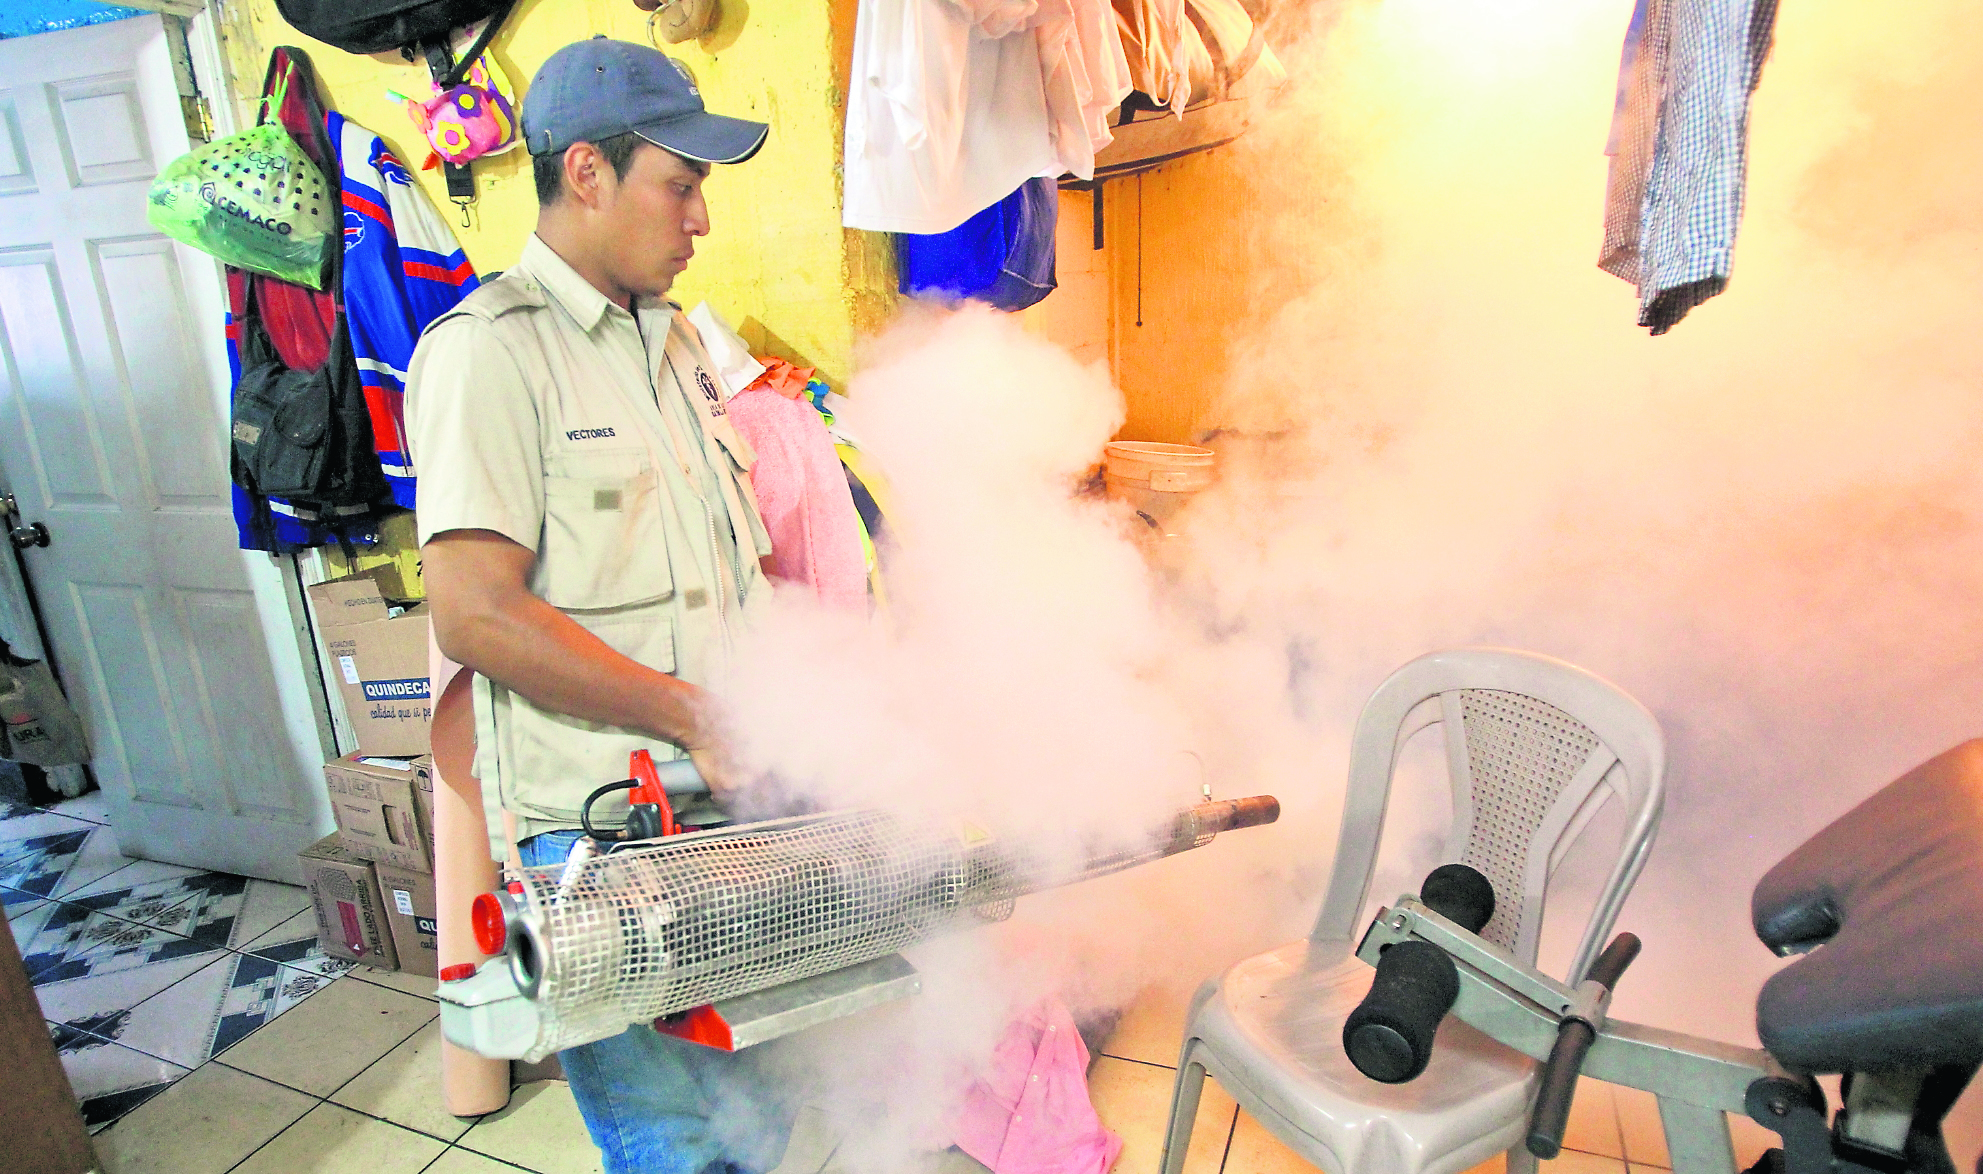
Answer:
[
  {"left": 376, "top": 862, "right": 438, "bottom": 979},
  {"left": 306, "top": 573, "right": 433, "bottom": 757},
  {"left": 323, "top": 755, "right": 431, "bottom": 874},
  {"left": 348, "top": 603, "right": 431, "bottom": 756},
  {"left": 298, "top": 833, "right": 397, "bottom": 970},
  {"left": 322, "top": 513, "right": 425, "bottom": 601},
  {"left": 410, "top": 754, "right": 435, "bottom": 859}
]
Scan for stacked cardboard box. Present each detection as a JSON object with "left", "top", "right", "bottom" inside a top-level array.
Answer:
[
  {"left": 298, "top": 833, "right": 397, "bottom": 970},
  {"left": 305, "top": 573, "right": 433, "bottom": 758},
  {"left": 297, "top": 569, "right": 442, "bottom": 977},
  {"left": 300, "top": 754, "right": 440, "bottom": 977}
]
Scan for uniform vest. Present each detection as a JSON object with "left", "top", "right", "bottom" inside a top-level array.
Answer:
[{"left": 422, "top": 266, "right": 774, "bottom": 852}]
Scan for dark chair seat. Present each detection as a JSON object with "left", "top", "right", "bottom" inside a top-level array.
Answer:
[{"left": 1752, "top": 740, "right": 1983, "bottom": 1072}]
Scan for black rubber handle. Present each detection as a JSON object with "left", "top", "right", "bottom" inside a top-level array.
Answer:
[
  {"left": 1586, "top": 932, "right": 1641, "bottom": 989},
  {"left": 1421, "top": 863, "right": 1495, "bottom": 934},
  {"left": 1343, "top": 864, "right": 1495, "bottom": 1084},
  {"left": 1527, "top": 1019, "right": 1597, "bottom": 1158},
  {"left": 1527, "top": 933, "right": 1641, "bottom": 1158},
  {"left": 1344, "top": 940, "right": 1462, "bottom": 1083}
]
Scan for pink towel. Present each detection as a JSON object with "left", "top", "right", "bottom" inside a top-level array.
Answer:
[
  {"left": 954, "top": 999, "right": 1124, "bottom": 1174},
  {"left": 725, "top": 384, "right": 869, "bottom": 611}
]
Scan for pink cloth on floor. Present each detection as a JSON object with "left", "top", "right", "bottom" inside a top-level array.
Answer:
[
  {"left": 954, "top": 999, "right": 1124, "bottom": 1174},
  {"left": 725, "top": 384, "right": 869, "bottom": 611}
]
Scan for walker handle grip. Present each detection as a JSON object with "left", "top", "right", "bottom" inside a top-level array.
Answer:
[
  {"left": 1527, "top": 1019, "right": 1597, "bottom": 1158},
  {"left": 1527, "top": 933, "right": 1641, "bottom": 1158}
]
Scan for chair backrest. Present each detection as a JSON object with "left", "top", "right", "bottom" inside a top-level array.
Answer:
[{"left": 1310, "top": 648, "right": 1666, "bottom": 986}]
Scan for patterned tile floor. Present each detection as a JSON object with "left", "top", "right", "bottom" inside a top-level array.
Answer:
[{"left": 5, "top": 797, "right": 1778, "bottom": 1173}]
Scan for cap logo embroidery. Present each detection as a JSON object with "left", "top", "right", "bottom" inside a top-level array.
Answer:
[{"left": 669, "top": 59, "right": 700, "bottom": 97}]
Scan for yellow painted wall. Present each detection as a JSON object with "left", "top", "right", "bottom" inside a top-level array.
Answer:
[{"left": 213, "top": 0, "right": 886, "bottom": 387}]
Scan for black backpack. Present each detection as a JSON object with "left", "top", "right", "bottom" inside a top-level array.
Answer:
[
  {"left": 230, "top": 284, "right": 389, "bottom": 538},
  {"left": 275, "top": 0, "right": 514, "bottom": 85}
]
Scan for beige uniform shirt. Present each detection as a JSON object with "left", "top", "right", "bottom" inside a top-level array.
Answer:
[{"left": 406, "top": 234, "right": 773, "bottom": 858}]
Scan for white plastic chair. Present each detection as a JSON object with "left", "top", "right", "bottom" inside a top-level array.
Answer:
[{"left": 1159, "top": 648, "right": 1666, "bottom": 1174}]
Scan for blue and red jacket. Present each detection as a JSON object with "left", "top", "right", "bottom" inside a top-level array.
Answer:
[{"left": 332, "top": 111, "right": 479, "bottom": 510}]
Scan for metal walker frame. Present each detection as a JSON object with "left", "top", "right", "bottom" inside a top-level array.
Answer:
[{"left": 1357, "top": 894, "right": 1967, "bottom": 1174}]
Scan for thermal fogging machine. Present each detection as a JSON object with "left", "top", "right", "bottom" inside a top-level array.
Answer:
[{"left": 438, "top": 793, "right": 1280, "bottom": 1061}]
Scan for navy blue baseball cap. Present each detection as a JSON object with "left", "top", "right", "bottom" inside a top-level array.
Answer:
[{"left": 522, "top": 37, "right": 768, "bottom": 164}]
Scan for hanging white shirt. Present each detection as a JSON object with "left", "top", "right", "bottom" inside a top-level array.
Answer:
[
  {"left": 1035, "top": 0, "right": 1134, "bottom": 180},
  {"left": 843, "top": 0, "right": 1064, "bottom": 234}
]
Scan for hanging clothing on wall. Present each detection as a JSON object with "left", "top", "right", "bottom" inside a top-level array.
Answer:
[
  {"left": 226, "top": 46, "right": 384, "bottom": 551},
  {"left": 726, "top": 376, "right": 871, "bottom": 613},
  {"left": 843, "top": 0, "right": 1058, "bottom": 234},
  {"left": 332, "top": 111, "right": 480, "bottom": 511},
  {"left": 227, "top": 51, "right": 476, "bottom": 549},
  {"left": 1186, "top": 0, "right": 1285, "bottom": 97},
  {"left": 1597, "top": 0, "right": 1666, "bottom": 285},
  {"left": 1036, "top": 0, "right": 1134, "bottom": 180},
  {"left": 843, "top": 0, "right": 1131, "bottom": 234},
  {"left": 1112, "top": 0, "right": 1190, "bottom": 113},
  {"left": 1113, "top": 0, "right": 1282, "bottom": 115},
  {"left": 897, "top": 176, "right": 1059, "bottom": 311},
  {"left": 686, "top": 305, "right": 875, "bottom": 610},
  {"left": 1599, "top": 0, "right": 1780, "bottom": 334}
]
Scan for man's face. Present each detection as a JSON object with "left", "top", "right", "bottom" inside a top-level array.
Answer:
[{"left": 597, "top": 143, "right": 710, "bottom": 299}]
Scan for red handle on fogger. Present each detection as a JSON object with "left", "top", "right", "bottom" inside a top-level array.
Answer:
[{"left": 628, "top": 748, "right": 678, "bottom": 836}]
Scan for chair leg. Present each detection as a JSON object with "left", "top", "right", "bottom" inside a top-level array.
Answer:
[
  {"left": 1160, "top": 1048, "right": 1208, "bottom": 1174},
  {"left": 1506, "top": 1143, "right": 1539, "bottom": 1174}
]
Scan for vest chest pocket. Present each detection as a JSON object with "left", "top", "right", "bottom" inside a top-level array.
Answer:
[
  {"left": 534, "top": 465, "right": 674, "bottom": 611},
  {"left": 706, "top": 419, "right": 776, "bottom": 562}
]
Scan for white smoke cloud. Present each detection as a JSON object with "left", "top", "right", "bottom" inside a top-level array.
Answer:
[{"left": 715, "top": 0, "right": 1983, "bottom": 1161}]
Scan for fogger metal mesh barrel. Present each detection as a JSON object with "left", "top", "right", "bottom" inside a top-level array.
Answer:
[{"left": 508, "top": 797, "right": 1279, "bottom": 1057}]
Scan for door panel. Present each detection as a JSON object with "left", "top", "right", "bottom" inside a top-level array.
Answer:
[
  {"left": 50, "top": 73, "right": 155, "bottom": 188},
  {"left": 70, "top": 579, "right": 195, "bottom": 806},
  {"left": 0, "top": 93, "right": 32, "bottom": 195},
  {"left": 0, "top": 15, "right": 332, "bottom": 881},
  {"left": 92, "top": 236, "right": 229, "bottom": 509},
  {"left": 178, "top": 585, "right": 294, "bottom": 813},
  {"left": 0, "top": 249, "right": 114, "bottom": 507}
]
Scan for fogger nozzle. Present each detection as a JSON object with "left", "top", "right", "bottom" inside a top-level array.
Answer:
[{"left": 1175, "top": 795, "right": 1281, "bottom": 840}]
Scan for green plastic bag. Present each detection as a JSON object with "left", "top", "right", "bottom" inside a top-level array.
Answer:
[{"left": 146, "top": 76, "right": 334, "bottom": 289}]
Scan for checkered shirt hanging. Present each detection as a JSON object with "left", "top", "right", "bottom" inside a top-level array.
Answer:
[
  {"left": 1600, "top": 0, "right": 1780, "bottom": 334},
  {"left": 1598, "top": 0, "right": 1673, "bottom": 285}
]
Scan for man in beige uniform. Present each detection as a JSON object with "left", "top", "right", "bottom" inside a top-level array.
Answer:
[{"left": 406, "top": 37, "right": 786, "bottom": 1174}]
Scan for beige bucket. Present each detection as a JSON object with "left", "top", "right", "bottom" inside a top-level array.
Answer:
[{"left": 1103, "top": 442, "right": 1216, "bottom": 533}]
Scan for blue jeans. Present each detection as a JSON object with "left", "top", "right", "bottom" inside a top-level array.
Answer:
[{"left": 519, "top": 830, "right": 797, "bottom": 1174}]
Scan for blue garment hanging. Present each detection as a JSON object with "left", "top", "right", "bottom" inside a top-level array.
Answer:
[{"left": 896, "top": 177, "right": 1058, "bottom": 312}]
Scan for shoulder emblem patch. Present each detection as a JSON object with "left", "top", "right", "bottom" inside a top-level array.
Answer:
[{"left": 694, "top": 367, "right": 726, "bottom": 416}]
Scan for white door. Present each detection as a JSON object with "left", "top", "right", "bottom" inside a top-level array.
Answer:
[{"left": 0, "top": 14, "right": 333, "bottom": 883}]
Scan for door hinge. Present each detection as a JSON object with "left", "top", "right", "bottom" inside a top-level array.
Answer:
[{"left": 180, "top": 95, "right": 213, "bottom": 144}]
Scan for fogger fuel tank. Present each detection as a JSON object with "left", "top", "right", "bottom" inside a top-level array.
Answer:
[{"left": 439, "top": 796, "right": 1280, "bottom": 1060}]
